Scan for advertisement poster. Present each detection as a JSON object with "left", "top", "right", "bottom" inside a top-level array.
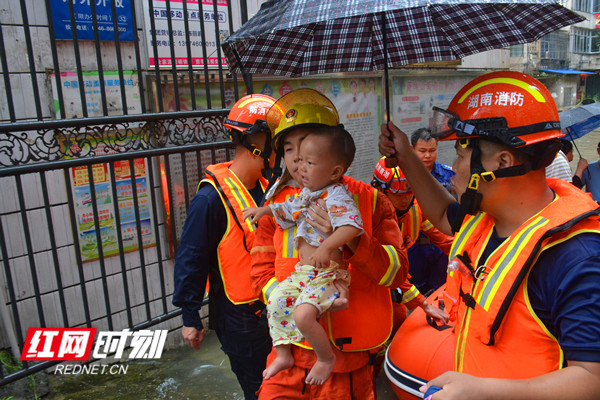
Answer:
[
  {"left": 143, "top": 0, "right": 235, "bottom": 68},
  {"left": 49, "top": 0, "right": 134, "bottom": 41},
  {"left": 51, "top": 70, "right": 142, "bottom": 119},
  {"left": 63, "top": 132, "right": 156, "bottom": 262},
  {"left": 391, "top": 75, "right": 475, "bottom": 135},
  {"left": 70, "top": 158, "right": 155, "bottom": 262}
]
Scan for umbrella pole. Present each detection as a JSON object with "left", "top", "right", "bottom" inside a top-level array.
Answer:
[
  {"left": 382, "top": 12, "right": 390, "bottom": 123},
  {"left": 381, "top": 11, "right": 397, "bottom": 168},
  {"left": 567, "top": 128, "right": 582, "bottom": 158}
]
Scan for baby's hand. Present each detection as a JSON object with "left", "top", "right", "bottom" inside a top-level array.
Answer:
[
  {"left": 242, "top": 207, "right": 261, "bottom": 224},
  {"left": 309, "top": 245, "right": 332, "bottom": 269}
]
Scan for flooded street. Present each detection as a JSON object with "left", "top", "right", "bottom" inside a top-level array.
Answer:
[{"left": 45, "top": 331, "right": 397, "bottom": 400}]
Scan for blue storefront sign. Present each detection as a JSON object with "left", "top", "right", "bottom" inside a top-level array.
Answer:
[{"left": 50, "top": 0, "right": 134, "bottom": 42}]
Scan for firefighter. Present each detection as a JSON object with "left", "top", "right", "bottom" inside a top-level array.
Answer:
[
  {"left": 251, "top": 88, "right": 408, "bottom": 399},
  {"left": 173, "top": 94, "right": 276, "bottom": 400},
  {"left": 380, "top": 71, "right": 600, "bottom": 400}
]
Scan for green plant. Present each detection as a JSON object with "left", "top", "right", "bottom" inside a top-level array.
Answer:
[{"left": 0, "top": 351, "right": 40, "bottom": 400}]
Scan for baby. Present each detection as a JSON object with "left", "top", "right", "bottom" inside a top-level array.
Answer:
[{"left": 243, "top": 125, "right": 363, "bottom": 385}]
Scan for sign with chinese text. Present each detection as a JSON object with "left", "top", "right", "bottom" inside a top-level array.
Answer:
[
  {"left": 142, "top": 0, "right": 234, "bottom": 68},
  {"left": 51, "top": 70, "right": 141, "bottom": 118},
  {"left": 49, "top": 0, "right": 134, "bottom": 42}
]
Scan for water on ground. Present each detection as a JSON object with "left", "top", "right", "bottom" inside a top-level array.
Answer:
[{"left": 43, "top": 331, "right": 397, "bottom": 400}]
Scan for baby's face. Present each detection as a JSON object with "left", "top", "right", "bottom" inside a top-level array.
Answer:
[{"left": 297, "top": 135, "right": 340, "bottom": 192}]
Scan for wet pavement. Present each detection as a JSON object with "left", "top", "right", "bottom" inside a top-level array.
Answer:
[{"left": 44, "top": 331, "right": 397, "bottom": 400}]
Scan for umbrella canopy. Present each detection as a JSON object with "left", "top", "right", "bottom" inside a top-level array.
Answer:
[
  {"left": 222, "top": 0, "right": 584, "bottom": 78},
  {"left": 559, "top": 102, "right": 600, "bottom": 140}
]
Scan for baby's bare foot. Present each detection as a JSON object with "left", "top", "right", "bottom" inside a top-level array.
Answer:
[
  {"left": 305, "top": 357, "right": 335, "bottom": 385},
  {"left": 263, "top": 354, "right": 294, "bottom": 380}
]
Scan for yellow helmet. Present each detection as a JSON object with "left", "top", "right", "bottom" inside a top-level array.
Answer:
[{"left": 266, "top": 88, "right": 339, "bottom": 152}]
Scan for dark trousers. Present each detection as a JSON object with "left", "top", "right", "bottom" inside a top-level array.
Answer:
[{"left": 214, "top": 300, "right": 272, "bottom": 400}]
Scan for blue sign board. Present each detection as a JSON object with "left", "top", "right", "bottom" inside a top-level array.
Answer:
[{"left": 50, "top": 0, "right": 134, "bottom": 42}]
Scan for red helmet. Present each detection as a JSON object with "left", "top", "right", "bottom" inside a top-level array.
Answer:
[
  {"left": 430, "top": 71, "right": 563, "bottom": 148},
  {"left": 224, "top": 94, "right": 276, "bottom": 137},
  {"left": 371, "top": 157, "right": 412, "bottom": 195}
]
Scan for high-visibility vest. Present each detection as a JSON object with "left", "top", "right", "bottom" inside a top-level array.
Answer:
[
  {"left": 445, "top": 179, "right": 600, "bottom": 378},
  {"left": 199, "top": 162, "right": 267, "bottom": 304},
  {"left": 266, "top": 176, "right": 400, "bottom": 352}
]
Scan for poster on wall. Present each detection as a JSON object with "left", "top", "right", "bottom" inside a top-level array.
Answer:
[
  {"left": 51, "top": 70, "right": 142, "bottom": 119},
  {"left": 142, "top": 0, "right": 236, "bottom": 69},
  {"left": 49, "top": 0, "right": 134, "bottom": 41},
  {"left": 391, "top": 75, "right": 475, "bottom": 135},
  {"left": 69, "top": 158, "right": 156, "bottom": 262}
]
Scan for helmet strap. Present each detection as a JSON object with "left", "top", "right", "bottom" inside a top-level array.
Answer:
[
  {"left": 450, "top": 141, "right": 532, "bottom": 233},
  {"left": 261, "top": 152, "right": 283, "bottom": 206},
  {"left": 395, "top": 196, "right": 415, "bottom": 219}
]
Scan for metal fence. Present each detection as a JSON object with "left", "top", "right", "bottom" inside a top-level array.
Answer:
[{"left": 0, "top": 0, "right": 250, "bottom": 386}]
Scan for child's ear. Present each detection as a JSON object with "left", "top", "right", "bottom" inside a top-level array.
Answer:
[{"left": 331, "top": 165, "right": 344, "bottom": 180}]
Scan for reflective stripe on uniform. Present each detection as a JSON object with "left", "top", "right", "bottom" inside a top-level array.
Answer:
[
  {"left": 401, "top": 285, "right": 420, "bottom": 304},
  {"left": 476, "top": 216, "right": 549, "bottom": 310},
  {"left": 225, "top": 176, "right": 256, "bottom": 232},
  {"left": 262, "top": 277, "right": 279, "bottom": 304},
  {"left": 379, "top": 244, "right": 402, "bottom": 287},
  {"left": 449, "top": 213, "right": 485, "bottom": 262},
  {"left": 281, "top": 193, "right": 298, "bottom": 258}
]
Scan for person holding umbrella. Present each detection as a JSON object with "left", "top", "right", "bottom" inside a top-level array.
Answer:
[
  {"left": 379, "top": 71, "right": 600, "bottom": 399},
  {"left": 251, "top": 89, "right": 408, "bottom": 398}
]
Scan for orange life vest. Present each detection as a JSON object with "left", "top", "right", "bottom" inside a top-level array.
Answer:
[
  {"left": 445, "top": 179, "right": 600, "bottom": 378},
  {"left": 199, "top": 162, "right": 267, "bottom": 304},
  {"left": 266, "top": 176, "right": 396, "bottom": 352}
]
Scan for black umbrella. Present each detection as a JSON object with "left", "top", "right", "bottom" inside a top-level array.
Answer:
[
  {"left": 223, "top": 0, "right": 583, "bottom": 115},
  {"left": 223, "top": 0, "right": 584, "bottom": 166}
]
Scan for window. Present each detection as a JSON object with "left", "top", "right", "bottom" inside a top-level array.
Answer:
[
  {"left": 573, "top": 0, "right": 600, "bottom": 13},
  {"left": 572, "top": 28, "right": 600, "bottom": 53},
  {"left": 510, "top": 44, "right": 524, "bottom": 57},
  {"left": 541, "top": 31, "right": 569, "bottom": 59}
]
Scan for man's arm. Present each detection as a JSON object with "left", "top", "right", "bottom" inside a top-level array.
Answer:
[
  {"left": 423, "top": 361, "right": 600, "bottom": 400},
  {"left": 422, "top": 220, "right": 454, "bottom": 255},
  {"left": 380, "top": 122, "right": 455, "bottom": 235},
  {"left": 173, "top": 185, "right": 224, "bottom": 348}
]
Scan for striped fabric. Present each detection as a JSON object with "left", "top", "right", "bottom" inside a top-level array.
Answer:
[
  {"left": 222, "top": 0, "right": 583, "bottom": 78},
  {"left": 545, "top": 151, "right": 573, "bottom": 182}
]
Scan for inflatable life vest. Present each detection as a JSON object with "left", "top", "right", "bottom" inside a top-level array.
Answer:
[
  {"left": 199, "top": 162, "right": 267, "bottom": 304},
  {"left": 446, "top": 179, "right": 600, "bottom": 378},
  {"left": 268, "top": 177, "right": 397, "bottom": 352},
  {"left": 385, "top": 285, "right": 455, "bottom": 400}
]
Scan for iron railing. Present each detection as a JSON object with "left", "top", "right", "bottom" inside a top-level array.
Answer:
[{"left": 0, "top": 0, "right": 251, "bottom": 385}]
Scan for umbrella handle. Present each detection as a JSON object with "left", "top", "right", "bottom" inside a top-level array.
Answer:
[{"left": 567, "top": 128, "right": 582, "bottom": 158}]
